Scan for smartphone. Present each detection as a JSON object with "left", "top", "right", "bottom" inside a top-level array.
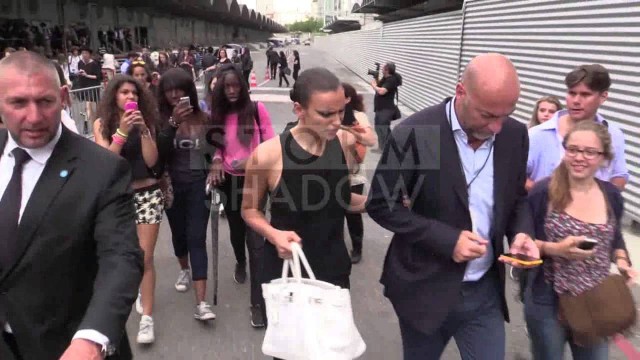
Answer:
[
  {"left": 500, "top": 253, "right": 543, "bottom": 266},
  {"left": 179, "top": 96, "right": 191, "bottom": 108},
  {"left": 578, "top": 238, "right": 598, "bottom": 250},
  {"left": 124, "top": 101, "right": 138, "bottom": 112}
]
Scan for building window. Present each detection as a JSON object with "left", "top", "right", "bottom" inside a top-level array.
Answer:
[{"left": 27, "top": 0, "right": 38, "bottom": 14}]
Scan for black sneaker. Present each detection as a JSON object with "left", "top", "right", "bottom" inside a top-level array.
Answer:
[
  {"left": 351, "top": 250, "right": 362, "bottom": 264},
  {"left": 234, "top": 262, "right": 247, "bottom": 284},
  {"left": 250, "top": 305, "right": 265, "bottom": 328}
]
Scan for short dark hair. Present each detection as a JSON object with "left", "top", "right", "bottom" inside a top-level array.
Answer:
[
  {"left": 290, "top": 67, "right": 342, "bottom": 108},
  {"left": 127, "top": 51, "right": 138, "bottom": 59},
  {"left": 385, "top": 62, "right": 396, "bottom": 75},
  {"left": 565, "top": 64, "right": 611, "bottom": 93},
  {"left": 80, "top": 46, "right": 92, "bottom": 54}
]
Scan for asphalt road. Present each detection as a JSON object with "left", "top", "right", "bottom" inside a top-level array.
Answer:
[{"left": 128, "top": 44, "right": 638, "bottom": 359}]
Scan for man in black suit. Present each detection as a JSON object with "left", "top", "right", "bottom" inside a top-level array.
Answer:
[
  {"left": 0, "top": 51, "right": 142, "bottom": 359},
  {"left": 367, "top": 53, "right": 539, "bottom": 359}
]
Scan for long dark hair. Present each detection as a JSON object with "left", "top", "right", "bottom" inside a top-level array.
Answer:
[
  {"left": 98, "top": 75, "right": 158, "bottom": 142},
  {"left": 342, "top": 82, "right": 364, "bottom": 126},
  {"left": 126, "top": 61, "right": 152, "bottom": 84},
  {"left": 157, "top": 52, "right": 171, "bottom": 73},
  {"left": 210, "top": 64, "right": 255, "bottom": 147},
  {"left": 156, "top": 68, "right": 205, "bottom": 134}
]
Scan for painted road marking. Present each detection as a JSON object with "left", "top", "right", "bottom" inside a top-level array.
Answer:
[{"left": 250, "top": 94, "right": 293, "bottom": 103}]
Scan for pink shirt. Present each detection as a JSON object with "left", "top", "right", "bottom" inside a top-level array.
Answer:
[{"left": 215, "top": 102, "right": 275, "bottom": 176}]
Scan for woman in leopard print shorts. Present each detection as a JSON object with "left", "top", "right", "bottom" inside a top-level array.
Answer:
[{"left": 93, "top": 75, "right": 163, "bottom": 345}]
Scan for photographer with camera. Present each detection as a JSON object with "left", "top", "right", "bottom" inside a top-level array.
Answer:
[{"left": 370, "top": 61, "right": 401, "bottom": 152}]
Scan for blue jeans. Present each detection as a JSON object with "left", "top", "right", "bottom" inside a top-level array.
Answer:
[
  {"left": 398, "top": 271, "right": 505, "bottom": 360},
  {"left": 165, "top": 178, "right": 210, "bottom": 280},
  {"left": 524, "top": 288, "right": 609, "bottom": 360}
]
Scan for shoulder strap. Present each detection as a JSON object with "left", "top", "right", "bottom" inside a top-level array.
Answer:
[{"left": 254, "top": 101, "right": 263, "bottom": 143}]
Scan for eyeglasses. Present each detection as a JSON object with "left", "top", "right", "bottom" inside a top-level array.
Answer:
[{"left": 564, "top": 145, "right": 604, "bottom": 160}]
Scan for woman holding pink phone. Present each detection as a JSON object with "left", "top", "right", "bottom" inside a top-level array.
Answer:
[{"left": 92, "top": 74, "right": 163, "bottom": 345}]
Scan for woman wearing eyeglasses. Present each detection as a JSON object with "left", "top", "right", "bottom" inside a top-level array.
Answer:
[
  {"left": 92, "top": 75, "right": 163, "bottom": 345},
  {"left": 524, "top": 121, "right": 637, "bottom": 359}
]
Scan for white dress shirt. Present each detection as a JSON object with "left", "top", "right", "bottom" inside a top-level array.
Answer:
[{"left": 0, "top": 124, "right": 109, "bottom": 350}]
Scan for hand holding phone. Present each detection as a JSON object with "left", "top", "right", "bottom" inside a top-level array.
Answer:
[
  {"left": 178, "top": 96, "right": 191, "bottom": 108},
  {"left": 577, "top": 238, "right": 598, "bottom": 250},
  {"left": 499, "top": 253, "right": 543, "bottom": 267}
]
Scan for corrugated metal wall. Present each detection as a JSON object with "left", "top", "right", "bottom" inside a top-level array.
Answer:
[
  {"left": 459, "top": 0, "right": 640, "bottom": 221},
  {"left": 316, "top": 10, "right": 463, "bottom": 111},
  {"left": 316, "top": 0, "right": 640, "bottom": 222}
]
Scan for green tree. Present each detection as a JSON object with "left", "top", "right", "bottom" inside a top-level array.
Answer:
[{"left": 288, "top": 18, "right": 324, "bottom": 33}]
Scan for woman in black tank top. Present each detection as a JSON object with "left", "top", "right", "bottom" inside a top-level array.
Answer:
[
  {"left": 241, "top": 68, "right": 367, "bottom": 298},
  {"left": 93, "top": 75, "right": 163, "bottom": 344}
]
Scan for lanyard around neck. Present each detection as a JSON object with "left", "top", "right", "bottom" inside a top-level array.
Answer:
[{"left": 446, "top": 100, "right": 494, "bottom": 189}]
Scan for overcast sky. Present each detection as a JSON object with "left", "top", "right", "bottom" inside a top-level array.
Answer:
[{"left": 237, "top": 0, "right": 257, "bottom": 10}]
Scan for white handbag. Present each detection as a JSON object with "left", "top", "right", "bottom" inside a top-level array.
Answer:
[{"left": 261, "top": 243, "right": 366, "bottom": 360}]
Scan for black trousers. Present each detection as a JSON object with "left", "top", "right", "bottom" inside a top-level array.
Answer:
[
  {"left": 374, "top": 108, "right": 396, "bottom": 149},
  {"left": 2, "top": 332, "right": 22, "bottom": 360},
  {"left": 346, "top": 184, "right": 364, "bottom": 252},
  {"left": 218, "top": 174, "right": 265, "bottom": 306},
  {"left": 279, "top": 69, "right": 290, "bottom": 87},
  {"left": 270, "top": 63, "right": 277, "bottom": 79},
  {"left": 293, "top": 66, "right": 300, "bottom": 81}
]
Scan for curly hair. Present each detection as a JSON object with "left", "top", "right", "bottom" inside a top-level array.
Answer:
[{"left": 98, "top": 75, "right": 159, "bottom": 142}]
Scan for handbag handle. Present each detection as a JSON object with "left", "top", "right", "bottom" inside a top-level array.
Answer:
[
  {"left": 279, "top": 243, "right": 317, "bottom": 281},
  {"left": 291, "top": 243, "right": 316, "bottom": 280}
]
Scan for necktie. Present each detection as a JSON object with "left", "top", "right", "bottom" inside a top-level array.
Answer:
[{"left": 0, "top": 148, "right": 32, "bottom": 269}]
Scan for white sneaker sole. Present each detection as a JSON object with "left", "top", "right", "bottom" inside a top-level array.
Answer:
[
  {"left": 194, "top": 313, "right": 216, "bottom": 321},
  {"left": 137, "top": 335, "right": 155, "bottom": 344}
]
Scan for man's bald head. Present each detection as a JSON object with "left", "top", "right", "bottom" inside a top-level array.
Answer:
[
  {"left": 461, "top": 53, "right": 520, "bottom": 100},
  {"left": 454, "top": 53, "right": 521, "bottom": 140},
  {"left": 0, "top": 50, "right": 61, "bottom": 88}
]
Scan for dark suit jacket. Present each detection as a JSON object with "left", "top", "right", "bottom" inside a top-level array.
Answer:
[
  {"left": 0, "top": 127, "right": 143, "bottom": 359},
  {"left": 366, "top": 99, "right": 534, "bottom": 335}
]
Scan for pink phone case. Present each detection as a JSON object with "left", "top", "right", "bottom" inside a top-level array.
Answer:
[{"left": 125, "top": 102, "right": 138, "bottom": 111}]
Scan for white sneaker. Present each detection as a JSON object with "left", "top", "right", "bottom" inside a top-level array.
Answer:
[
  {"left": 137, "top": 315, "right": 155, "bottom": 344},
  {"left": 175, "top": 269, "right": 191, "bottom": 292},
  {"left": 194, "top": 301, "right": 216, "bottom": 321},
  {"left": 135, "top": 291, "right": 143, "bottom": 315}
]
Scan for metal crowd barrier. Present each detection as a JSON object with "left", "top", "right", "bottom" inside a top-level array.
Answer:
[{"left": 68, "top": 85, "right": 103, "bottom": 137}]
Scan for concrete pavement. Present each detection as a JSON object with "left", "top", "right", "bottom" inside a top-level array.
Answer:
[{"left": 128, "top": 45, "right": 639, "bottom": 359}]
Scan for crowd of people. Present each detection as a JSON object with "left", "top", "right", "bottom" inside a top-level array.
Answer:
[{"left": 0, "top": 45, "right": 636, "bottom": 360}]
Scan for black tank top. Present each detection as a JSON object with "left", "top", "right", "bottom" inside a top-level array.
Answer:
[
  {"left": 265, "top": 130, "right": 352, "bottom": 282},
  {"left": 120, "top": 128, "right": 152, "bottom": 181}
]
